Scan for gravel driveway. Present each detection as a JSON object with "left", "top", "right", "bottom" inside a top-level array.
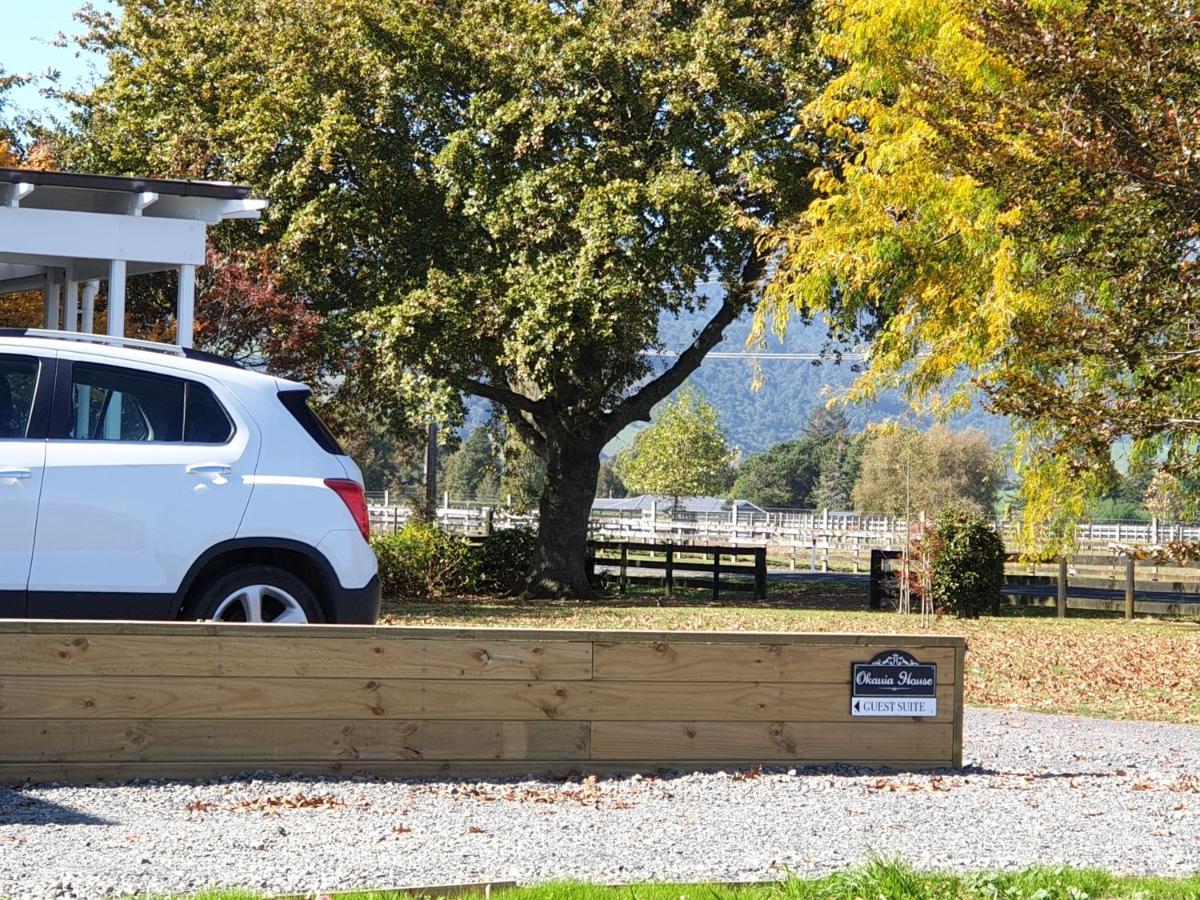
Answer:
[{"left": 1, "top": 708, "right": 1198, "bottom": 898}]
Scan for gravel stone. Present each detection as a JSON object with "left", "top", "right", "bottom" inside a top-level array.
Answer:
[{"left": 0, "top": 709, "right": 1197, "bottom": 897}]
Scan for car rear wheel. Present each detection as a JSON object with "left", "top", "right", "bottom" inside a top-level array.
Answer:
[{"left": 185, "top": 564, "right": 324, "bottom": 624}]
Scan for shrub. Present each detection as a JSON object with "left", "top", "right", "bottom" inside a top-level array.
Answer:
[
  {"left": 371, "top": 523, "right": 478, "bottom": 599},
  {"left": 474, "top": 527, "right": 537, "bottom": 594},
  {"left": 927, "top": 507, "right": 1005, "bottom": 618}
]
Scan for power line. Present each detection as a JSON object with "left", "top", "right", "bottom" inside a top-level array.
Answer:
[{"left": 644, "top": 350, "right": 869, "bottom": 361}]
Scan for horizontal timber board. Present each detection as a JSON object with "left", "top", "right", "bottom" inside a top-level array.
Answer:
[
  {"left": 0, "top": 634, "right": 593, "bottom": 679},
  {"left": 591, "top": 721, "right": 953, "bottom": 762},
  {"left": 591, "top": 543, "right": 761, "bottom": 556},
  {"left": 0, "top": 677, "right": 955, "bottom": 723},
  {"left": 0, "top": 719, "right": 590, "bottom": 763},
  {"left": 593, "top": 559, "right": 758, "bottom": 573},
  {"left": 0, "top": 757, "right": 955, "bottom": 785},
  {"left": 593, "top": 642, "right": 957, "bottom": 683},
  {"left": 0, "top": 620, "right": 967, "bottom": 647}
]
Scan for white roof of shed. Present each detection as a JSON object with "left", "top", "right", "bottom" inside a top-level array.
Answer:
[{"left": 592, "top": 494, "right": 766, "bottom": 515}]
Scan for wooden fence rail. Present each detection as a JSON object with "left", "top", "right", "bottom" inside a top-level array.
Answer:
[
  {"left": 0, "top": 620, "right": 963, "bottom": 783},
  {"left": 587, "top": 541, "right": 768, "bottom": 601}
]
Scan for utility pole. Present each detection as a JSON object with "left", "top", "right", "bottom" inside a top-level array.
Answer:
[{"left": 423, "top": 423, "right": 438, "bottom": 520}]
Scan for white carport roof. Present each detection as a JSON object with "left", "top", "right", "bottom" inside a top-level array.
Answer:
[{"left": 0, "top": 167, "right": 266, "bottom": 347}]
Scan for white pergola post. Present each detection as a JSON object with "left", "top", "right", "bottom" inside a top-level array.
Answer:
[
  {"left": 81, "top": 280, "right": 99, "bottom": 334},
  {"left": 176, "top": 264, "right": 196, "bottom": 348},
  {"left": 43, "top": 273, "right": 60, "bottom": 330},
  {"left": 64, "top": 276, "right": 80, "bottom": 333},
  {"left": 107, "top": 259, "right": 127, "bottom": 338}
]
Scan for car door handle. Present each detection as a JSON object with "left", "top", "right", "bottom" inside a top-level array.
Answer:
[
  {"left": 0, "top": 467, "right": 32, "bottom": 480},
  {"left": 186, "top": 463, "right": 232, "bottom": 476}
]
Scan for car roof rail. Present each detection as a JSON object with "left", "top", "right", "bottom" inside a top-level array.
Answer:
[{"left": 0, "top": 328, "right": 243, "bottom": 369}]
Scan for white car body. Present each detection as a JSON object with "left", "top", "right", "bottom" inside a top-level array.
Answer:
[{"left": 0, "top": 330, "right": 380, "bottom": 623}]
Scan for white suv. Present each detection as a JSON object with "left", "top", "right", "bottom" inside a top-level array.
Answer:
[{"left": 0, "top": 330, "right": 379, "bottom": 624}]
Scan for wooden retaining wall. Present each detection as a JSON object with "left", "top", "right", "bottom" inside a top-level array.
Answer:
[{"left": 0, "top": 621, "right": 964, "bottom": 783}]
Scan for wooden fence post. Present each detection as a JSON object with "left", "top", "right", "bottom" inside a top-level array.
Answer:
[
  {"left": 619, "top": 542, "right": 628, "bottom": 596},
  {"left": 712, "top": 552, "right": 721, "bottom": 603},
  {"left": 1125, "top": 556, "right": 1135, "bottom": 620},
  {"left": 1057, "top": 557, "right": 1068, "bottom": 618},
  {"left": 665, "top": 547, "right": 674, "bottom": 601},
  {"left": 754, "top": 547, "right": 767, "bottom": 600},
  {"left": 869, "top": 549, "right": 882, "bottom": 610}
]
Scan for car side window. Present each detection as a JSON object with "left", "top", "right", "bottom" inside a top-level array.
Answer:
[
  {"left": 0, "top": 354, "right": 39, "bottom": 440},
  {"left": 183, "top": 382, "right": 234, "bottom": 444},
  {"left": 70, "top": 363, "right": 185, "bottom": 442},
  {"left": 65, "top": 362, "right": 235, "bottom": 444}
]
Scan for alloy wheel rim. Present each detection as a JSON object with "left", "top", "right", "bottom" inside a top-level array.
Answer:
[{"left": 211, "top": 584, "right": 309, "bottom": 624}]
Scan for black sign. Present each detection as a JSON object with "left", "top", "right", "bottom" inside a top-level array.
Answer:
[{"left": 850, "top": 650, "right": 937, "bottom": 717}]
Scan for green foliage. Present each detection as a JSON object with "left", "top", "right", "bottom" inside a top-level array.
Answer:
[
  {"left": 928, "top": 508, "right": 1006, "bottom": 618},
  {"left": 732, "top": 406, "right": 864, "bottom": 509},
  {"left": 731, "top": 440, "right": 821, "bottom": 508},
  {"left": 500, "top": 431, "right": 547, "bottom": 513},
  {"left": 852, "top": 425, "right": 1001, "bottom": 517},
  {"left": 616, "top": 389, "right": 734, "bottom": 502},
  {"left": 371, "top": 524, "right": 477, "bottom": 599},
  {"left": 474, "top": 527, "right": 538, "bottom": 595},
  {"left": 1143, "top": 471, "right": 1189, "bottom": 522},
  {"left": 595, "top": 459, "right": 627, "bottom": 499},
  {"left": 758, "top": 0, "right": 1200, "bottom": 553},
  {"left": 443, "top": 427, "right": 503, "bottom": 501}
]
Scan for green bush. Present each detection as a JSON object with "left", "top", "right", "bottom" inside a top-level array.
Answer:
[
  {"left": 474, "top": 527, "right": 537, "bottom": 594},
  {"left": 371, "top": 523, "right": 478, "bottom": 599},
  {"left": 928, "top": 507, "right": 1006, "bottom": 618}
]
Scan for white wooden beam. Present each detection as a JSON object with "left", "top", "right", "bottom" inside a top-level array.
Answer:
[{"left": 0, "top": 206, "right": 206, "bottom": 266}]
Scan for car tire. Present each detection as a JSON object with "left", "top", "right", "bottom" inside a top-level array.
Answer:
[{"left": 184, "top": 564, "right": 325, "bottom": 624}]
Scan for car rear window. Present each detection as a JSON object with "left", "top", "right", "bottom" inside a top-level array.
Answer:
[{"left": 278, "top": 389, "right": 344, "bottom": 455}]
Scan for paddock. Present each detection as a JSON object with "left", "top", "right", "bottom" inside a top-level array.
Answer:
[{"left": 0, "top": 620, "right": 964, "bottom": 783}]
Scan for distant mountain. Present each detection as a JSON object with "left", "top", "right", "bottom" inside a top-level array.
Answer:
[{"left": 651, "top": 295, "right": 1011, "bottom": 456}]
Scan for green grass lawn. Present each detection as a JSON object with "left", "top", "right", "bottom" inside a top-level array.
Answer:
[
  {"left": 381, "top": 580, "right": 1200, "bottom": 724},
  {"left": 175, "top": 860, "right": 1200, "bottom": 899}
]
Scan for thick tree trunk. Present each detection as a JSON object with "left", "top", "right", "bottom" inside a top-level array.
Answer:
[{"left": 524, "top": 439, "right": 602, "bottom": 598}]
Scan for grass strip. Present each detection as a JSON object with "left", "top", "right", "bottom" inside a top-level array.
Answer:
[{"left": 173, "top": 859, "right": 1200, "bottom": 900}]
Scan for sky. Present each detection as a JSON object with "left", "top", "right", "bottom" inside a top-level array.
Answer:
[{"left": 1, "top": 0, "right": 110, "bottom": 119}]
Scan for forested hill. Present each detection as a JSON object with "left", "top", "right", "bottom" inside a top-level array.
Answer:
[{"left": 654, "top": 299, "right": 1011, "bottom": 455}]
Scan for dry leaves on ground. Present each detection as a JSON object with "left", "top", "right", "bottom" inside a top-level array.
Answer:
[{"left": 184, "top": 793, "right": 348, "bottom": 816}]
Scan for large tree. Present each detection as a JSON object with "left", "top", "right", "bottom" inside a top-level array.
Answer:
[
  {"left": 851, "top": 425, "right": 1000, "bottom": 517},
  {"left": 66, "top": 0, "right": 822, "bottom": 594},
  {"left": 758, "top": 0, "right": 1200, "bottom": 550},
  {"left": 615, "top": 388, "right": 734, "bottom": 507}
]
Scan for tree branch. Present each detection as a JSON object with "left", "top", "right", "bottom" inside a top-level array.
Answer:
[
  {"left": 601, "top": 245, "right": 768, "bottom": 441},
  {"left": 452, "top": 375, "right": 543, "bottom": 417},
  {"left": 506, "top": 407, "right": 548, "bottom": 457}
]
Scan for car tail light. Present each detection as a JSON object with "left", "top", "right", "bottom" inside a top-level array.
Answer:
[{"left": 325, "top": 478, "right": 370, "bottom": 541}]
